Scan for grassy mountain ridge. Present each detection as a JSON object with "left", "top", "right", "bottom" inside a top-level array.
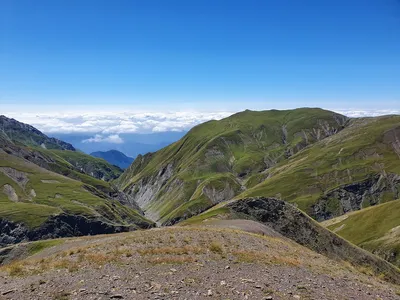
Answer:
[
  {"left": 238, "top": 115, "right": 400, "bottom": 218},
  {"left": 322, "top": 199, "right": 400, "bottom": 267},
  {"left": 116, "top": 108, "right": 349, "bottom": 224}
]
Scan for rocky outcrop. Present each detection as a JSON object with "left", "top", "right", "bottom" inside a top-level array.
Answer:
[
  {"left": 0, "top": 167, "right": 29, "bottom": 189},
  {"left": 313, "top": 173, "right": 400, "bottom": 221},
  {"left": 2, "top": 184, "right": 18, "bottom": 202},
  {"left": 124, "top": 163, "right": 175, "bottom": 209},
  {"left": 0, "top": 214, "right": 154, "bottom": 248},
  {"left": 202, "top": 181, "right": 238, "bottom": 205},
  {"left": 225, "top": 197, "right": 400, "bottom": 284}
]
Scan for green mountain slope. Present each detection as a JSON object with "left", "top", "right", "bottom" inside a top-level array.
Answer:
[
  {"left": 116, "top": 108, "right": 349, "bottom": 224},
  {"left": 0, "top": 150, "right": 154, "bottom": 246},
  {"left": 322, "top": 199, "right": 400, "bottom": 267},
  {"left": 239, "top": 115, "right": 400, "bottom": 219}
]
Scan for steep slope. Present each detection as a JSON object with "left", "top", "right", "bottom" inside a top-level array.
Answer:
[
  {"left": 322, "top": 199, "right": 400, "bottom": 267},
  {"left": 0, "top": 151, "right": 154, "bottom": 247},
  {"left": 239, "top": 115, "right": 400, "bottom": 219},
  {"left": 0, "top": 115, "right": 122, "bottom": 182},
  {"left": 182, "top": 197, "right": 400, "bottom": 283},
  {"left": 91, "top": 150, "right": 134, "bottom": 169},
  {"left": 117, "top": 108, "right": 348, "bottom": 224},
  {"left": 0, "top": 226, "right": 399, "bottom": 299}
]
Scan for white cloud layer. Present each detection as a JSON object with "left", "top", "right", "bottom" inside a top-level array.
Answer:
[
  {"left": 2, "top": 109, "right": 399, "bottom": 135},
  {"left": 2, "top": 111, "right": 233, "bottom": 134},
  {"left": 82, "top": 134, "right": 124, "bottom": 144}
]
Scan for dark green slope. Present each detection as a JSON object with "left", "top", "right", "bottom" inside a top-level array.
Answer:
[{"left": 116, "top": 108, "right": 349, "bottom": 224}]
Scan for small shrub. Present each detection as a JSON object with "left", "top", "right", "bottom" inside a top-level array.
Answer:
[
  {"left": 209, "top": 242, "right": 223, "bottom": 254},
  {"left": 7, "top": 263, "right": 24, "bottom": 276}
]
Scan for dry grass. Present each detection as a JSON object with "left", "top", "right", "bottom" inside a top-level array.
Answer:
[
  {"left": 5, "top": 262, "right": 24, "bottom": 276},
  {"left": 209, "top": 241, "right": 224, "bottom": 254},
  {"left": 147, "top": 255, "right": 195, "bottom": 265},
  {"left": 138, "top": 245, "right": 204, "bottom": 256}
]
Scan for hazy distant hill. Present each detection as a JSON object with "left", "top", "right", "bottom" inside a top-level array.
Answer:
[
  {"left": 51, "top": 132, "right": 186, "bottom": 158},
  {"left": 91, "top": 150, "right": 134, "bottom": 169}
]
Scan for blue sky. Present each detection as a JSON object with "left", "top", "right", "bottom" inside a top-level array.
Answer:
[{"left": 1, "top": 0, "right": 400, "bottom": 114}]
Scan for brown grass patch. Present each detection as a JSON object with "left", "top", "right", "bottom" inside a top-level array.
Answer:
[
  {"left": 147, "top": 255, "right": 195, "bottom": 265},
  {"left": 138, "top": 246, "right": 204, "bottom": 256},
  {"left": 209, "top": 241, "right": 224, "bottom": 254},
  {"left": 3, "top": 262, "right": 25, "bottom": 276}
]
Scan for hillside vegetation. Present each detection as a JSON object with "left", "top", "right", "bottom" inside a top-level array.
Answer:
[
  {"left": 0, "top": 116, "right": 154, "bottom": 246},
  {"left": 239, "top": 115, "right": 400, "bottom": 218},
  {"left": 0, "top": 151, "right": 154, "bottom": 246},
  {"left": 116, "top": 108, "right": 349, "bottom": 224},
  {"left": 323, "top": 199, "right": 400, "bottom": 267}
]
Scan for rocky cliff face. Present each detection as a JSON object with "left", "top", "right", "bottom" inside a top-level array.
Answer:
[
  {"left": 313, "top": 173, "right": 400, "bottom": 220},
  {"left": 0, "top": 214, "right": 154, "bottom": 248}
]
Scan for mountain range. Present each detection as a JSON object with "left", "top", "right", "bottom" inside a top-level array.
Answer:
[{"left": 1, "top": 108, "right": 400, "bottom": 298}]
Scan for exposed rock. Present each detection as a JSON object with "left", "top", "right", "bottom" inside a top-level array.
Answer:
[
  {"left": 124, "top": 163, "right": 175, "bottom": 209},
  {"left": 41, "top": 180, "right": 60, "bottom": 184},
  {"left": 0, "top": 214, "right": 154, "bottom": 248},
  {"left": 202, "top": 180, "right": 238, "bottom": 205},
  {"left": 3, "top": 184, "right": 18, "bottom": 202},
  {"left": 0, "top": 167, "right": 29, "bottom": 189},
  {"left": 313, "top": 173, "right": 400, "bottom": 221}
]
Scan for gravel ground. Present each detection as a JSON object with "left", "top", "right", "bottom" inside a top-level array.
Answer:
[{"left": 0, "top": 226, "right": 399, "bottom": 300}]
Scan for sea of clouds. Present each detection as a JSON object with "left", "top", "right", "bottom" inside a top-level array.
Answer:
[{"left": 3, "top": 109, "right": 399, "bottom": 144}]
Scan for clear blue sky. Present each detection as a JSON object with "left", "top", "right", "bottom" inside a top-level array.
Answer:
[{"left": 1, "top": 0, "right": 399, "bottom": 110}]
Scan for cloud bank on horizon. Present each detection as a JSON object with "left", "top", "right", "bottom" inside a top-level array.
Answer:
[{"left": 2, "top": 109, "right": 399, "bottom": 144}]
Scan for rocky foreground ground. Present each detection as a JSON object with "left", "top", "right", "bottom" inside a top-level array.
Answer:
[{"left": 0, "top": 225, "right": 399, "bottom": 300}]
